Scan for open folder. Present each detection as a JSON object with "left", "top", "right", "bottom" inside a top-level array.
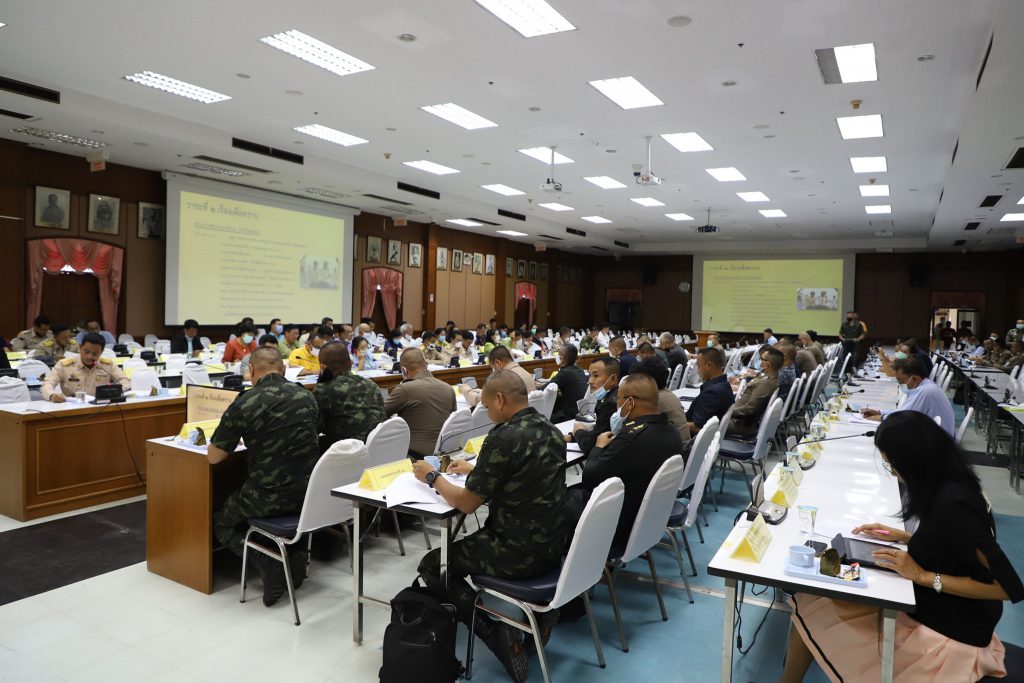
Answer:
[{"left": 383, "top": 472, "right": 441, "bottom": 508}]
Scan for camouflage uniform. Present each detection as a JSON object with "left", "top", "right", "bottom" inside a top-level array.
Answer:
[
  {"left": 1001, "top": 351, "right": 1024, "bottom": 374},
  {"left": 312, "top": 371, "right": 386, "bottom": 452},
  {"left": 579, "top": 335, "right": 599, "bottom": 352},
  {"left": 211, "top": 373, "right": 319, "bottom": 556},
  {"left": 418, "top": 407, "right": 567, "bottom": 624},
  {"left": 10, "top": 328, "right": 52, "bottom": 352},
  {"left": 1006, "top": 327, "right": 1022, "bottom": 346}
]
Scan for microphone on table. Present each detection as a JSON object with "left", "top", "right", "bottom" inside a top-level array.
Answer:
[
  {"left": 800, "top": 430, "right": 875, "bottom": 444},
  {"left": 432, "top": 424, "right": 489, "bottom": 465}
]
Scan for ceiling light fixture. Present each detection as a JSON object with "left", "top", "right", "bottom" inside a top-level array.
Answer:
[
  {"left": 859, "top": 184, "right": 890, "bottom": 197},
  {"left": 497, "top": 229, "right": 529, "bottom": 236},
  {"left": 581, "top": 216, "right": 612, "bottom": 223},
  {"left": 182, "top": 162, "right": 248, "bottom": 177},
  {"left": 519, "top": 147, "right": 573, "bottom": 164},
  {"left": 661, "top": 132, "right": 713, "bottom": 153},
  {"left": 420, "top": 102, "right": 497, "bottom": 130},
  {"left": 474, "top": 0, "right": 575, "bottom": 38},
  {"left": 999, "top": 213, "right": 1024, "bottom": 222},
  {"left": 836, "top": 113, "right": 884, "bottom": 139},
  {"left": 736, "top": 191, "right": 770, "bottom": 202},
  {"left": 293, "top": 124, "right": 368, "bottom": 146},
  {"left": 403, "top": 160, "right": 460, "bottom": 175},
  {"left": 481, "top": 183, "right": 525, "bottom": 196},
  {"left": 446, "top": 218, "right": 484, "bottom": 227},
  {"left": 706, "top": 167, "right": 746, "bottom": 182},
  {"left": 538, "top": 202, "right": 573, "bottom": 211},
  {"left": 759, "top": 209, "right": 787, "bottom": 218},
  {"left": 123, "top": 71, "right": 231, "bottom": 103},
  {"left": 815, "top": 43, "right": 878, "bottom": 84},
  {"left": 588, "top": 76, "right": 664, "bottom": 110},
  {"left": 259, "top": 30, "right": 375, "bottom": 76},
  {"left": 9, "top": 126, "right": 108, "bottom": 149},
  {"left": 865, "top": 205, "right": 892, "bottom": 214},
  {"left": 665, "top": 213, "right": 694, "bottom": 221},
  {"left": 631, "top": 197, "right": 665, "bottom": 207},
  {"left": 850, "top": 156, "right": 887, "bottom": 173},
  {"left": 1017, "top": 195, "right": 1024, "bottom": 205},
  {"left": 584, "top": 176, "right": 627, "bottom": 189}
]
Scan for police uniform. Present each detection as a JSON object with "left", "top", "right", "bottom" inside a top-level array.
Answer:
[
  {"left": 418, "top": 407, "right": 567, "bottom": 625},
  {"left": 571, "top": 388, "right": 618, "bottom": 455},
  {"left": 421, "top": 344, "right": 452, "bottom": 366},
  {"left": 729, "top": 374, "right": 780, "bottom": 437},
  {"left": 40, "top": 338, "right": 78, "bottom": 361},
  {"left": 1006, "top": 327, "right": 1022, "bottom": 346},
  {"left": 1000, "top": 352, "right": 1024, "bottom": 374},
  {"left": 40, "top": 356, "right": 129, "bottom": 399},
  {"left": 10, "top": 328, "right": 53, "bottom": 352},
  {"left": 210, "top": 373, "right": 319, "bottom": 555},
  {"left": 567, "top": 413, "right": 682, "bottom": 549},
  {"left": 312, "top": 371, "right": 386, "bottom": 452}
]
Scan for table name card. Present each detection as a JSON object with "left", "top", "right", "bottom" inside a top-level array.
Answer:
[
  {"left": 463, "top": 435, "right": 487, "bottom": 455},
  {"left": 358, "top": 459, "right": 414, "bottom": 491},
  {"left": 723, "top": 514, "right": 772, "bottom": 562},
  {"left": 768, "top": 467, "right": 799, "bottom": 508},
  {"left": 177, "top": 419, "right": 221, "bottom": 445}
]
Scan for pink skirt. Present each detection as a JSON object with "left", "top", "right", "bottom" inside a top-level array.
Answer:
[{"left": 790, "top": 594, "right": 1007, "bottom": 682}]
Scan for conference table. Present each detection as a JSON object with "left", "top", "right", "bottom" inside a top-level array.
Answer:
[{"left": 708, "top": 373, "right": 916, "bottom": 683}]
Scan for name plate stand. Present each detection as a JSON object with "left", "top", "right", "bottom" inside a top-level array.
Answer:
[
  {"left": 358, "top": 459, "right": 413, "bottom": 491},
  {"left": 723, "top": 514, "right": 773, "bottom": 562}
]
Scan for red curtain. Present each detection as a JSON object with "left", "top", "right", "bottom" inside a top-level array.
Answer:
[
  {"left": 27, "top": 239, "right": 124, "bottom": 333},
  {"left": 361, "top": 268, "right": 404, "bottom": 330},
  {"left": 515, "top": 281, "right": 537, "bottom": 324}
]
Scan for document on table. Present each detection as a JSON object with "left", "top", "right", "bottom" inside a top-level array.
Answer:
[
  {"left": 847, "top": 414, "right": 879, "bottom": 426},
  {"left": 384, "top": 472, "right": 441, "bottom": 508},
  {"left": 566, "top": 441, "right": 583, "bottom": 453},
  {"left": 813, "top": 518, "right": 903, "bottom": 548}
]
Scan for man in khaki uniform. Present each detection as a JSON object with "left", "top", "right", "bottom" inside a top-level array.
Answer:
[
  {"left": 41, "top": 333, "right": 129, "bottom": 402},
  {"left": 11, "top": 315, "right": 53, "bottom": 352},
  {"left": 728, "top": 346, "right": 782, "bottom": 438},
  {"left": 40, "top": 324, "right": 79, "bottom": 361},
  {"left": 384, "top": 348, "right": 457, "bottom": 458}
]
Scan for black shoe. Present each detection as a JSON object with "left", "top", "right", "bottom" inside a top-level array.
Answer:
[
  {"left": 288, "top": 549, "right": 308, "bottom": 590},
  {"left": 251, "top": 554, "right": 286, "bottom": 607},
  {"left": 558, "top": 596, "right": 587, "bottom": 623},
  {"left": 526, "top": 610, "right": 559, "bottom": 652},
  {"left": 486, "top": 622, "right": 529, "bottom": 683}
]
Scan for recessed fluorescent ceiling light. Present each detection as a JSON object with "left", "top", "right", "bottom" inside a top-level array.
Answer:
[
  {"left": 706, "top": 167, "right": 746, "bottom": 182},
  {"left": 584, "top": 176, "right": 627, "bottom": 189},
  {"left": 403, "top": 160, "right": 460, "bottom": 175},
  {"left": 837, "top": 114, "right": 883, "bottom": 140},
  {"left": 9, "top": 126, "right": 108, "bottom": 149},
  {"left": 665, "top": 213, "right": 694, "bottom": 221},
  {"left": 999, "top": 213, "right": 1024, "bottom": 222},
  {"left": 293, "top": 124, "right": 367, "bottom": 146},
  {"left": 588, "top": 76, "right": 663, "bottom": 109},
  {"left": 737, "top": 191, "right": 769, "bottom": 202},
  {"left": 865, "top": 205, "right": 892, "bottom": 214},
  {"left": 497, "top": 229, "right": 529, "bottom": 236},
  {"left": 259, "top": 30, "right": 374, "bottom": 77},
  {"left": 123, "top": 71, "right": 230, "bottom": 103},
  {"left": 474, "top": 0, "right": 575, "bottom": 38},
  {"left": 835, "top": 43, "right": 878, "bottom": 83},
  {"left": 446, "top": 218, "right": 483, "bottom": 227},
  {"left": 859, "top": 184, "right": 890, "bottom": 197},
  {"left": 1017, "top": 195, "right": 1024, "bottom": 205},
  {"left": 538, "top": 202, "right": 573, "bottom": 211},
  {"left": 481, "top": 183, "right": 525, "bottom": 196},
  {"left": 759, "top": 209, "right": 787, "bottom": 218},
  {"left": 519, "top": 147, "right": 573, "bottom": 164},
  {"left": 661, "top": 132, "right": 713, "bottom": 153},
  {"left": 850, "top": 156, "right": 887, "bottom": 173},
  {"left": 581, "top": 215, "right": 612, "bottom": 223},
  {"left": 631, "top": 197, "right": 665, "bottom": 207},
  {"left": 420, "top": 103, "right": 497, "bottom": 130}
]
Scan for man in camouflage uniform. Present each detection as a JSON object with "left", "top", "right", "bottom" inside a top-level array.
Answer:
[
  {"left": 312, "top": 341, "right": 385, "bottom": 452},
  {"left": 998, "top": 339, "right": 1024, "bottom": 374},
  {"left": 39, "top": 324, "right": 78, "bottom": 361},
  {"left": 979, "top": 339, "right": 1012, "bottom": 369},
  {"left": 11, "top": 315, "right": 52, "bottom": 352},
  {"left": 207, "top": 346, "right": 320, "bottom": 606},
  {"left": 412, "top": 371, "right": 567, "bottom": 683},
  {"left": 1007, "top": 319, "right": 1024, "bottom": 347},
  {"left": 41, "top": 333, "right": 129, "bottom": 401}
]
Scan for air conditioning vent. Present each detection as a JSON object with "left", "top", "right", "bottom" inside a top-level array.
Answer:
[
  {"left": 231, "top": 137, "right": 304, "bottom": 165},
  {"left": 979, "top": 194, "right": 1002, "bottom": 208},
  {"left": 363, "top": 193, "right": 413, "bottom": 206},
  {"left": 0, "top": 75, "right": 60, "bottom": 103},
  {"left": 1005, "top": 147, "right": 1024, "bottom": 170},
  {"left": 537, "top": 233, "right": 563, "bottom": 241},
  {"left": 613, "top": 240, "right": 629, "bottom": 248},
  {"left": 964, "top": 222, "right": 980, "bottom": 231},
  {"left": 299, "top": 187, "right": 349, "bottom": 199},
  {"left": 0, "top": 107, "right": 35, "bottom": 120},
  {"left": 193, "top": 155, "right": 273, "bottom": 174},
  {"left": 396, "top": 181, "right": 439, "bottom": 200},
  {"left": 566, "top": 227, "right": 586, "bottom": 237},
  {"left": 498, "top": 209, "right": 526, "bottom": 221}
]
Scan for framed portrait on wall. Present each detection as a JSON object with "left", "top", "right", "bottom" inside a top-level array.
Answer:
[
  {"left": 138, "top": 203, "right": 165, "bottom": 239},
  {"left": 34, "top": 186, "right": 70, "bottom": 230},
  {"left": 408, "top": 243, "right": 422, "bottom": 268},
  {"left": 485, "top": 254, "right": 495, "bottom": 275},
  {"left": 472, "top": 252, "right": 483, "bottom": 274},
  {"left": 505, "top": 257, "right": 513, "bottom": 277},
  {"left": 452, "top": 249, "right": 463, "bottom": 271},
  {"left": 528, "top": 261, "right": 537, "bottom": 280},
  {"left": 366, "top": 235, "right": 383, "bottom": 263},
  {"left": 539, "top": 263, "right": 548, "bottom": 281},
  {"left": 436, "top": 247, "right": 448, "bottom": 271},
  {"left": 516, "top": 259, "right": 526, "bottom": 279},
  {"left": 87, "top": 194, "right": 120, "bottom": 235},
  {"left": 387, "top": 239, "right": 402, "bottom": 266}
]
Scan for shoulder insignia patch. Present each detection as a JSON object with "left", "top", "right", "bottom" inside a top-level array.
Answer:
[
  {"left": 61, "top": 358, "right": 75, "bottom": 366},
  {"left": 99, "top": 357, "right": 113, "bottom": 364}
]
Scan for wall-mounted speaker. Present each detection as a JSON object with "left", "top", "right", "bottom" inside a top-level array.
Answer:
[
  {"left": 908, "top": 265, "right": 929, "bottom": 287},
  {"left": 642, "top": 267, "right": 657, "bottom": 284}
]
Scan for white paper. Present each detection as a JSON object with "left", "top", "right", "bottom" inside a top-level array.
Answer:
[
  {"left": 284, "top": 367, "right": 303, "bottom": 381},
  {"left": 384, "top": 472, "right": 441, "bottom": 508},
  {"left": 566, "top": 442, "right": 582, "bottom": 453},
  {"left": 847, "top": 414, "right": 879, "bottom": 426}
]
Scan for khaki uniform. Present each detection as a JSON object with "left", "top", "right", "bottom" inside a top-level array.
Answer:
[
  {"left": 1001, "top": 352, "right": 1024, "bottom": 374},
  {"left": 40, "top": 338, "right": 78, "bottom": 361},
  {"left": 422, "top": 344, "right": 453, "bottom": 366},
  {"left": 41, "top": 357, "right": 129, "bottom": 400},
  {"left": 11, "top": 328, "right": 53, "bottom": 352}
]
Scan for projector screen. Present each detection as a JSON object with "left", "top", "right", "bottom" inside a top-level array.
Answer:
[
  {"left": 165, "top": 175, "right": 355, "bottom": 326},
  {"left": 692, "top": 255, "right": 855, "bottom": 334}
]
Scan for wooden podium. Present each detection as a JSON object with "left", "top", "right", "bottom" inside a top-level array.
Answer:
[{"left": 695, "top": 330, "right": 715, "bottom": 349}]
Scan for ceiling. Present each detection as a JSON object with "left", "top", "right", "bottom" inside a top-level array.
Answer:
[{"left": 1, "top": 0, "right": 1021, "bottom": 255}]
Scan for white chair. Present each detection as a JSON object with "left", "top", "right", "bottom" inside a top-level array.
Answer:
[
  {"left": 240, "top": 439, "right": 368, "bottom": 625},
  {"left": 364, "top": 417, "right": 427, "bottom": 554},
  {"left": 100, "top": 348, "right": 116, "bottom": 359},
  {"left": 130, "top": 368, "right": 162, "bottom": 394},
  {"left": 956, "top": 407, "right": 974, "bottom": 445},
  {"left": 154, "top": 340, "right": 171, "bottom": 355},
  {"left": 734, "top": 378, "right": 748, "bottom": 399},
  {"left": 200, "top": 336, "right": 213, "bottom": 349},
  {"left": 717, "top": 398, "right": 785, "bottom": 501},
  {"left": 466, "top": 403, "right": 495, "bottom": 440},
  {"left": 117, "top": 333, "right": 135, "bottom": 345},
  {"left": 528, "top": 390, "right": 546, "bottom": 416},
  {"left": 681, "top": 360, "right": 699, "bottom": 388},
  {"left": 541, "top": 382, "right": 559, "bottom": 419},
  {"left": 143, "top": 334, "right": 159, "bottom": 348},
  {"left": 182, "top": 364, "right": 211, "bottom": 386},
  {"left": 123, "top": 358, "right": 148, "bottom": 372},
  {"left": 126, "top": 341, "right": 142, "bottom": 354},
  {"left": 665, "top": 429, "right": 721, "bottom": 589},
  {"left": 604, "top": 455, "right": 686, "bottom": 652},
  {"left": 0, "top": 376, "right": 31, "bottom": 403},
  {"left": 940, "top": 373, "right": 953, "bottom": 393},
  {"left": 434, "top": 408, "right": 473, "bottom": 454},
  {"left": 165, "top": 355, "right": 187, "bottom": 372},
  {"left": 16, "top": 359, "right": 50, "bottom": 381},
  {"left": 667, "top": 364, "right": 684, "bottom": 391},
  {"left": 466, "top": 478, "right": 625, "bottom": 683}
]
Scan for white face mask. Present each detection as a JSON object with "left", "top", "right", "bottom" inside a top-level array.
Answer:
[{"left": 310, "top": 346, "right": 320, "bottom": 357}]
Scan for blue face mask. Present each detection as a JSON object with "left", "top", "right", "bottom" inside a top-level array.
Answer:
[
  {"left": 438, "top": 335, "right": 446, "bottom": 343},
  {"left": 899, "top": 383, "right": 910, "bottom": 395},
  {"left": 609, "top": 399, "right": 632, "bottom": 435},
  {"left": 593, "top": 387, "right": 608, "bottom": 402},
  {"left": 500, "top": 332, "right": 508, "bottom": 339},
  {"left": 894, "top": 351, "right": 908, "bottom": 360},
  {"left": 241, "top": 334, "right": 254, "bottom": 345}
]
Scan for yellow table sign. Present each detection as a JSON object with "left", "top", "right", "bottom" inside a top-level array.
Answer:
[
  {"left": 459, "top": 359, "right": 473, "bottom": 367},
  {"left": 463, "top": 435, "right": 487, "bottom": 455},
  {"left": 770, "top": 469, "right": 800, "bottom": 508},
  {"left": 359, "top": 459, "right": 414, "bottom": 491},
  {"left": 6, "top": 351, "right": 27, "bottom": 360},
  {"left": 177, "top": 419, "right": 221, "bottom": 445},
  {"left": 783, "top": 454, "right": 804, "bottom": 485},
  {"left": 724, "top": 514, "right": 772, "bottom": 562}
]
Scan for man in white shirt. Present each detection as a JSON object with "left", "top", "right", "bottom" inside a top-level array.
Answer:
[
  {"left": 763, "top": 328, "right": 779, "bottom": 346},
  {"left": 400, "top": 322, "right": 416, "bottom": 346},
  {"left": 860, "top": 356, "right": 955, "bottom": 438},
  {"left": 596, "top": 323, "right": 612, "bottom": 349}
]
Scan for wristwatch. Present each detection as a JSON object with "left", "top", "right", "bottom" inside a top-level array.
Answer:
[
  {"left": 932, "top": 573, "right": 943, "bottom": 594},
  {"left": 425, "top": 471, "right": 440, "bottom": 489}
]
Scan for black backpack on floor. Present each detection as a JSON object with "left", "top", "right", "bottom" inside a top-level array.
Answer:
[{"left": 379, "top": 583, "right": 463, "bottom": 683}]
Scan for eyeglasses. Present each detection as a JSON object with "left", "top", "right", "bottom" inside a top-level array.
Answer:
[{"left": 880, "top": 459, "right": 893, "bottom": 475}]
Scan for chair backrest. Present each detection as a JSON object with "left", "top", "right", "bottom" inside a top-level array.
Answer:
[
  {"left": 619, "top": 455, "right": 685, "bottom": 562},
  {"left": 182, "top": 364, "right": 211, "bottom": 386},
  {"left": 527, "top": 390, "right": 546, "bottom": 416},
  {"left": 365, "top": 416, "right": 411, "bottom": 467},
  {"left": 434, "top": 407, "right": 473, "bottom": 453},
  {"left": 130, "top": 368, "right": 162, "bottom": 393},
  {"left": 123, "top": 358, "right": 148, "bottom": 372},
  {"left": 154, "top": 340, "right": 171, "bottom": 355},
  {"left": 682, "top": 434, "right": 722, "bottom": 529},
  {"left": 126, "top": 341, "right": 142, "bottom": 352},
  {"left": 0, "top": 377, "right": 31, "bottom": 403},
  {"left": 928, "top": 361, "right": 939, "bottom": 380},
  {"left": 667, "top": 364, "right": 684, "bottom": 390},
  {"left": 681, "top": 359, "right": 699, "bottom": 388},
  {"left": 940, "top": 373, "right": 952, "bottom": 393},
  {"left": 835, "top": 353, "right": 850, "bottom": 380},
  {"left": 956, "top": 407, "right": 974, "bottom": 445},
  {"left": 749, "top": 398, "right": 785, "bottom": 463},
  {"left": 165, "top": 355, "right": 187, "bottom": 372},
  {"left": 297, "top": 439, "right": 368, "bottom": 533},
  {"left": 780, "top": 375, "right": 802, "bottom": 419},
  {"left": 466, "top": 403, "right": 495, "bottom": 440},
  {"left": 100, "top": 348, "right": 116, "bottom": 359},
  {"left": 144, "top": 334, "right": 159, "bottom": 348},
  {"left": 678, "top": 417, "right": 719, "bottom": 494},
  {"left": 17, "top": 359, "right": 50, "bottom": 380},
  {"left": 117, "top": 334, "right": 135, "bottom": 345},
  {"left": 549, "top": 478, "right": 625, "bottom": 609},
  {"left": 200, "top": 336, "right": 212, "bottom": 348},
  {"left": 717, "top": 404, "right": 736, "bottom": 441},
  {"left": 542, "top": 381, "right": 559, "bottom": 419}
]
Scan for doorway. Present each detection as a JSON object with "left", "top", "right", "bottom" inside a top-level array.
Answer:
[
  {"left": 930, "top": 292, "right": 986, "bottom": 350},
  {"left": 40, "top": 272, "right": 101, "bottom": 328}
]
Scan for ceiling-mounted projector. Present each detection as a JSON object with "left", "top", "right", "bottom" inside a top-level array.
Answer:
[
  {"left": 637, "top": 172, "right": 662, "bottom": 186},
  {"left": 540, "top": 180, "right": 563, "bottom": 193}
]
